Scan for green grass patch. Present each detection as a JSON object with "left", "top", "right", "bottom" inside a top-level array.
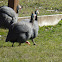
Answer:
[
  {"left": 0, "top": 20, "right": 62, "bottom": 62},
  {"left": 0, "top": 0, "right": 62, "bottom": 16},
  {"left": 0, "top": 0, "right": 62, "bottom": 62}
]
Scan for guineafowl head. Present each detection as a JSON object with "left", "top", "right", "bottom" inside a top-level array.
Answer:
[
  {"left": 30, "top": 12, "right": 34, "bottom": 23},
  {"left": 35, "top": 9, "right": 39, "bottom": 21}
]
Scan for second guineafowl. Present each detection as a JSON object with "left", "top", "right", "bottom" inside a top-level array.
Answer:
[
  {"left": 5, "top": 12, "right": 34, "bottom": 47},
  {"left": 30, "top": 9, "right": 39, "bottom": 45},
  {"left": 21, "top": 9, "right": 39, "bottom": 45},
  {"left": 0, "top": 6, "right": 18, "bottom": 29}
]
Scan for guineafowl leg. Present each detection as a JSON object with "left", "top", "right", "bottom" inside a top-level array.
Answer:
[
  {"left": 32, "top": 39, "right": 36, "bottom": 45},
  {"left": 18, "top": 43, "right": 21, "bottom": 46},
  {"left": 12, "top": 42, "right": 14, "bottom": 47}
]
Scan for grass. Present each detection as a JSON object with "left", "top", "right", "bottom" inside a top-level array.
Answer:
[
  {"left": 0, "top": 0, "right": 8, "bottom": 6},
  {"left": 0, "top": 0, "right": 62, "bottom": 62},
  {"left": 19, "top": 0, "right": 62, "bottom": 16},
  {"left": 0, "top": 0, "right": 62, "bottom": 16},
  {"left": 0, "top": 20, "right": 62, "bottom": 62}
]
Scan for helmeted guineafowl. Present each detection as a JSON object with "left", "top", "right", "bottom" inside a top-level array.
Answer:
[
  {"left": 21, "top": 9, "right": 39, "bottom": 45},
  {"left": 0, "top": 6, "right": 18, "bottom": 29},
  {"left": 5, "top": 12, "right": 34, "bottom": 47}
]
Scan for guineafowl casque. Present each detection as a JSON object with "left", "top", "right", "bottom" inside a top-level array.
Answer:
[
  {"left": 0, "top": 6, "right": 18, "bottom": 29},
  {"left": 5, "top": 12, "right": 34, "bottom": 47}
]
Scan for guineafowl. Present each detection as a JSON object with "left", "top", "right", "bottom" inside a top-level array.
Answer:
[
  {"left": 0, "top": 6, "right": 18, "bottom": 29},
  {"left": 21, "top": 10, "right": 39, "bottom": 45},
  {"left": 5, "top": 12, "right": 34, "bottom": 47},
  {"left": 29, "top": 9, "right": 39, "bottom": 45}
]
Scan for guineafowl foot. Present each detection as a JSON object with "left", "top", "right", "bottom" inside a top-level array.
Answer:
[
  {"left": 12, "top": 44, "right": 13, "bottom": 47},
  {"left": 18, "top": 43, "right": 21, "bottom": 46},
  {"left": 32, "top": 39, "right": 36, "bottom": 45},
  {"left": 33, "top": 43, "right": 36, "bottom": 45},
  {"left": 12, "top": 42, "right": 14, "bottom": 47},
  {"left": 5, "top": 39, "right": 8, "bottom": 42}
]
